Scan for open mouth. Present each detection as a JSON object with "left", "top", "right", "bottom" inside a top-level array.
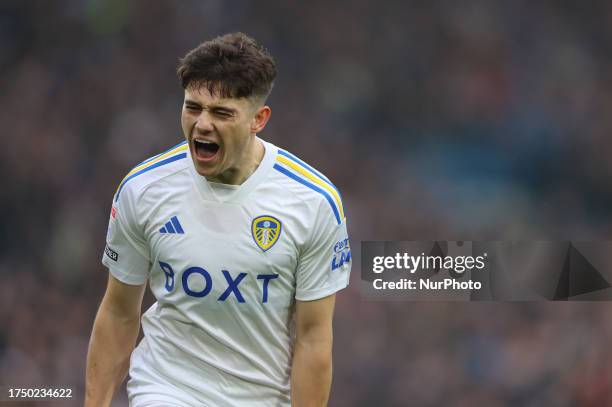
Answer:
[{"left": 193, "top": 139, "right": 220, "bottom": 160}]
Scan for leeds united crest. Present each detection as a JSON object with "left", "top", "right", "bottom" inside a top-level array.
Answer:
[{"left": 252, "top": 215, "right": 282, "bottom": 252}]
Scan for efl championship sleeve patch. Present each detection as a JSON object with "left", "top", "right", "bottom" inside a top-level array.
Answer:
[{"left": 332, "top": 238, "right": 351, "bottom": 271}]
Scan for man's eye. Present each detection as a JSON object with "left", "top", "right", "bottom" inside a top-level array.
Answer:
[
  {"left": 185, "top": 105, "right": 201, "bottom": 111},
  {"left": 214, "top": 110, "right": 232, "bottom": 117}
]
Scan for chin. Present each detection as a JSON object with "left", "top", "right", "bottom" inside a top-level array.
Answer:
[
  {"left": 195, "top": 166, "right": 215, "bottom": 178},
  {"left": 190, "top": 160, "right": 213, "bottom": 177}
]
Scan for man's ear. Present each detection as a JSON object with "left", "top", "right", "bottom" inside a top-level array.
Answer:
[{"left": 251, "top": 106, "right": 272, "bottom": 134}]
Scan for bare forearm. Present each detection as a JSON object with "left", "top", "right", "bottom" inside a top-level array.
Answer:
[
  {"left": 85, "top": 302, "right": 141, "bottom": 406},
  {"left": 291, "top": 339, "right": 332, "bottom": 407}
]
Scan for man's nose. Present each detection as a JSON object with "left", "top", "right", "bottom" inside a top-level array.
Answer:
[{"left": 195, "top": 112, "right": 214, "bottom": 133}]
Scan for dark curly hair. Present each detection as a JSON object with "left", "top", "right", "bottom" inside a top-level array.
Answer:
[{"left": 177, "top": 32, "right": 277, "bottom": 102}]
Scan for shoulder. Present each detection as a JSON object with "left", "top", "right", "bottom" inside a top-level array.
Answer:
[
  {"left": 268, "top": 144, "right": 345, "bottom": 226},
  {"left": 113, "top": 140, "right": 189, "bottom": 203}
]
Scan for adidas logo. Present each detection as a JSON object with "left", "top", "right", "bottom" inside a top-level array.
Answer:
[{"left": 159, "top": 216, "right": 185, "bottom": 234}]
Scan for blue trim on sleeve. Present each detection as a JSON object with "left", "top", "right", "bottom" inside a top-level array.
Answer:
[
  {"left": 273, "top": 163, "right": 341, "bottom": 225},
  {"left": 277, "top": 149, "right": 342, "bottom": 198},
  {"left": 138, "top": 140, "right": 187, "bottom": 167},
  {"left": 115, "top": 153, "right": 187, "bottom": 202}
]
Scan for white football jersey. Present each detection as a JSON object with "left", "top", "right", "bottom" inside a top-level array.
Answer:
[{"left": 102, "top": 138, "right": 351, "bottom": 406}]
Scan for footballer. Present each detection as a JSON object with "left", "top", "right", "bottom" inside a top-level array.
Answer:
[{"left": 85, "top": 32, "right": 351, "bottom": 406}]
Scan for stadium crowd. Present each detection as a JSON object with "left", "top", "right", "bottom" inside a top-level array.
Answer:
[{"left": 1, "top": 0, "right": 612, "bottom": 405}]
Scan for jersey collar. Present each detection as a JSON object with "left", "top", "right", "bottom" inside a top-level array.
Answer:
[{"left": 187, "top": 137, "right": 277, "bottom": 204}]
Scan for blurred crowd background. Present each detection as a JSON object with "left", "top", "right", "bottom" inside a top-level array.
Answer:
[{"left": 2, "top": 0, "right": 612, "bottom": 405}]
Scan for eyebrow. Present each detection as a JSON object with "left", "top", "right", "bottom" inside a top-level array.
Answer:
[{"left": 184, "top": 99, "right": 237, "bottom": 113}]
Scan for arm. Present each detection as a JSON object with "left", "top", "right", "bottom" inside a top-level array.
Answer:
[
  {"left": 85, "top": 274, "right": 146, "bottom": 407},
  {"left": 291, "top": 294, "right": 336, "bottom": 407}
]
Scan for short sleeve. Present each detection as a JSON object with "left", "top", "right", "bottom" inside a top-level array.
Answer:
[
  {"left": 295, "top": 201, "right": 352, "bottom": 301},
  {"left": 101, "top": 186, "right": 151, "bottom": 285}
]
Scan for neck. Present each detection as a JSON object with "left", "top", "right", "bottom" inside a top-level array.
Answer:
[{"left": 207, "top": 137, "right": 265, "bottom": 185}]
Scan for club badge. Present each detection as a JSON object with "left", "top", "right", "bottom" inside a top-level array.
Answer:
[{"left": 252, "top": 215, "right": 282, "bottom": 252}]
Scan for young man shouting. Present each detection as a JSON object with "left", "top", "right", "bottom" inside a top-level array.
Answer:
[{"left": 85, "top": 32, "right": 351, "bottom": 407}]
